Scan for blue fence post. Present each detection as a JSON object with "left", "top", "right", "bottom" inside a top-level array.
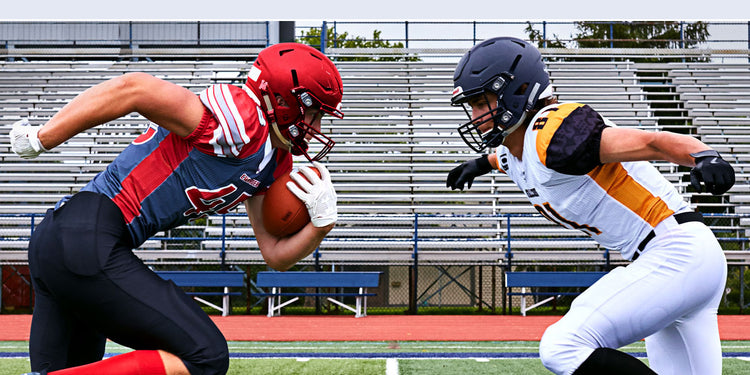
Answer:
[
  {"left": 505, "top": 214, "right": 512, "bottom": 270},
  {"left": 404, "top": 21, "right": 409, "bottom": 48},
  {"left": 314, "top": 247, "right": 321, "bottom": 270},
  {"left": 332, "top": 21, "right": 337, "bottom": 48},
  {"left": 128, "top": 21, "right": 133, "bottom": 50},
  {"left": 196, "top": 20, "right": 201, "bottom": 46},
  {"left": 604, "top": 248, "right": 610, "bottom": 271},
  {"left": 679, "top": 21, "right": 685, "bottom": 49},
  {"left": 265, "top": 21, "right": 270, "bottom": 47},
  {"left": 410, "top": 213, "right": 419, "bottom": 314},
  {"left": 220, "top": 214, "right": 226, "bottom": 268},
  {"left": 128, "top": 21, "right": 138, "bottom": 62},
  {"left": 543, "top": 21, "right": 547, "bottom": 48},
  {"left": 320, "top": 21, "right": 327, "bottom": 53},
  {"left": 609, "top": 22, "right": 614, "bottom": 49},
  {"left": 30, "top": 213, "right": 36, "bottom": 235},
  {"left": 681, "top": 21, "right": 686, "bottom": 63},
  {"left": 313, "top": 246, "right": 322, "bottom": 313},
  {"left": 742, "top": 266, "right": 746, "bottom": 312},
  {"left": 472, "top": 21, "right": 476, "bottom": 45}
]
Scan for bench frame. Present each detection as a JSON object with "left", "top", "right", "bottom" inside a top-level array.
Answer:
[
  {"left": 255, "top": 271, "right": 381, "bottom": 318},
  {"left": 155, "top": 271, "right": 245, "bottom": 317},
  {"left": 505, "top": 271, "right": 607, "bottom": 316}
]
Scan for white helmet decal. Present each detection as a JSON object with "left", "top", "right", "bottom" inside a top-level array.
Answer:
[
  {"left": 452, "top": 86, "right": 463, "bottom": 98},
  {"left": 248, "top": 66, "right": 262, "bottom": 82}
]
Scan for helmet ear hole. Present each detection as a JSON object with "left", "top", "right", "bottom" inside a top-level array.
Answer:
[
  {"left": 514, "top": 83, "right": 528, "bottom": 96},
  {"left": 275, "top": 94, "right": 288, "bottom": 106}
]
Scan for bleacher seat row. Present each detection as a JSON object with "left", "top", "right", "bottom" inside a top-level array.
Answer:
[{"left": 1, "top": 58, "right": 749, "bottom": 259}]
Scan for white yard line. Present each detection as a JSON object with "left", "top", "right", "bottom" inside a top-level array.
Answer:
[{"left": 386, "top": 358, "right": 399, "bottom": 375}]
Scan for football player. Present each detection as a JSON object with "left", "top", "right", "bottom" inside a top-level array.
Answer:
[
  {"left": 10, "top": 43, "right": 342, "bottom": 375},
  {"left": 446, "top": 37, "right": 734, "bottom": 375}
]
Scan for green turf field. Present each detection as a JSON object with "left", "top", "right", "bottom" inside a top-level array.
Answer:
[{"left": 2, "top": 341, "right": 750, "bottom": 374}]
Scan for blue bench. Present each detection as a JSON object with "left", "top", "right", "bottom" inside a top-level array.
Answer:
[
  {"left": 254, "top": 271, "right": 382, "bottom": 318},
  {"left": 505, "top": 271, "right": 607, "bottom": 316},
  {"left": 156, "top": 271, "right": 245, "bottom": 317}
]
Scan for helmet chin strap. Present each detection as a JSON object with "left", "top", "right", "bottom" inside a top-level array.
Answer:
[
  {"left": 494, "top": 111, "right": 527, "bottom": 147},
  {"left": 501, "top": 111, "right": 527, "bottom": 139},
  {"left": 270, "top": 122, "right": 293, "bottom": 151},
  {"left": 259, "top": 86, "right": 293, "bottom": 152},
  {"left": 496, "top": 81, "right": 543, "bottom": 145}
]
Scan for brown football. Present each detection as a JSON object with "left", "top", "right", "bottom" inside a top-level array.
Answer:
[{"left": 262, "top": 167, "right": 321, "bottom": 237}]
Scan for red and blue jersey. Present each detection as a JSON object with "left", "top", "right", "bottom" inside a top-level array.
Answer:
[{"left": 79, "top": 84, "right": 292, "bottom": 247}]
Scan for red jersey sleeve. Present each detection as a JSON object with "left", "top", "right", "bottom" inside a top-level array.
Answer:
[{"left": 188, "top": 84, "right": 269, "bottom": 158}]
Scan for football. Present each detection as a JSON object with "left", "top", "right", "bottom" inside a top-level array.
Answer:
[{"left": 262, "top": 167, "right": 321, "bottom": 237}]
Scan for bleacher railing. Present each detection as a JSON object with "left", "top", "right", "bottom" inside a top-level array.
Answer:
[
  {"left": 1, "top": 20, "right": 749, "bottom": 61},
  {"left": 3, "top": 212, "right": 749, "bottom": 264}
]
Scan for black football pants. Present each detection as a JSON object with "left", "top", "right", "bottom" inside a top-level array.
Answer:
[{"left": 27, "top": 192, "right": 229, "bottom": 375}]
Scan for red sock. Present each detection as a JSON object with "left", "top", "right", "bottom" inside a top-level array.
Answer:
[{"left": 49, "top": 350, "right": 167, "bottom": 375}]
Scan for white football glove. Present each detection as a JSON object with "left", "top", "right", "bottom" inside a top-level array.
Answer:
[
  {"left": 286, "top": 161, "right": 338, "bottom": 227},
  {"left": 10, "top": 118, "right": 48, "bottom": 159}
]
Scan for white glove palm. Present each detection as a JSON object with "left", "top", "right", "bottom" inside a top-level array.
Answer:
[
  {"left": 286, "top": 161, "right": 337, "bottom": 227},
  {"left": 10, "top": 118, "right": 48, "bottom": 159}
]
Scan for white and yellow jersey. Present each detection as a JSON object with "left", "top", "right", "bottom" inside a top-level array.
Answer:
[{"left": 494, "top": 102, "right": 691, "bottom": 259}]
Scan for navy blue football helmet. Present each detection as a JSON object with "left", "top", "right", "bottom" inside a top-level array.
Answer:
[{"left": 452, "top": 37, "right": 550, "bottom": 152}]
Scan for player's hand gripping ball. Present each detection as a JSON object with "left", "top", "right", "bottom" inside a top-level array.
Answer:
[{"left": 262, "top": 162, "right": 338, "bottom": 237}]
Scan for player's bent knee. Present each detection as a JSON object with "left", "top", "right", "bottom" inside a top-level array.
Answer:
[
  {"left": 184, "top": 349, "right": 229, "bottom": 375},
  {"left": 181, "top": 334, "right": 230, "bottom": 375},
  {"left": 539, "top": 322, "right": 595, "bottom": 375}
]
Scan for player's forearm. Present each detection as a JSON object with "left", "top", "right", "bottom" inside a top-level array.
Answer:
[
  {"left": 487, "top": 153, "right": 499, "bottom": 170},
  {"left": 649, "top": 131, "right": 712, "bottom": 167},
  {"left": 600, "top": 127, "right": 711, "bottom": 166},
  {"left": 261, "top": 223, "right": 333, "bottom": 271}
]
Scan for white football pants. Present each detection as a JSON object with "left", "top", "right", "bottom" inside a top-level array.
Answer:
[{"left": 539, "top": 219, "right": 727, "bottom": 375}]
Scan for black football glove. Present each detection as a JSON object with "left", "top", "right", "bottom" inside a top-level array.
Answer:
[
  {"left": 446, "top": 154, "right": 493, "bottom": 190},
  {"left": 690, "top": 150, "right": 735, "bottom": 195}
]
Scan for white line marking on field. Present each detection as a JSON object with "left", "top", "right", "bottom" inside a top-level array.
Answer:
[{"left": 386, "top": 358, "right": 399, "bottom": 375}]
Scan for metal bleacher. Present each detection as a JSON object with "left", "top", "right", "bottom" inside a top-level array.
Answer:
[
  {"left": 666, "top": 63, "right": 750, "bottom": 236},
  {"left": 1, "top": 55, "right": 750, "bottom": 267}
]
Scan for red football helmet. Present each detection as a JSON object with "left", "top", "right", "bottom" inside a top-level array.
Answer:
[{"left": 245, "top": 43, "right": 344, "bottom": 161}]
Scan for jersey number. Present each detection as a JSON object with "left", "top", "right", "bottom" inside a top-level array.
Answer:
[
  {"left": 184, "top": 185, "right": 250, "bottom": 217},
  {"left": 534, "top": 202, "right": 602, "bottom": 236}
]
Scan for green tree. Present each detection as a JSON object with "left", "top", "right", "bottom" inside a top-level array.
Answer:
[
  {"left": 525, "top": 22, "right": 567, "bottom": 49},
  {"left": 573, "top": 21, "right": 709, "bottom": 49},
  {"left": 297, "top": 27, "right": 420, "bottom": 62},
  {"left": 525, "top": 21, "right": 710, "bottom": 62}
]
